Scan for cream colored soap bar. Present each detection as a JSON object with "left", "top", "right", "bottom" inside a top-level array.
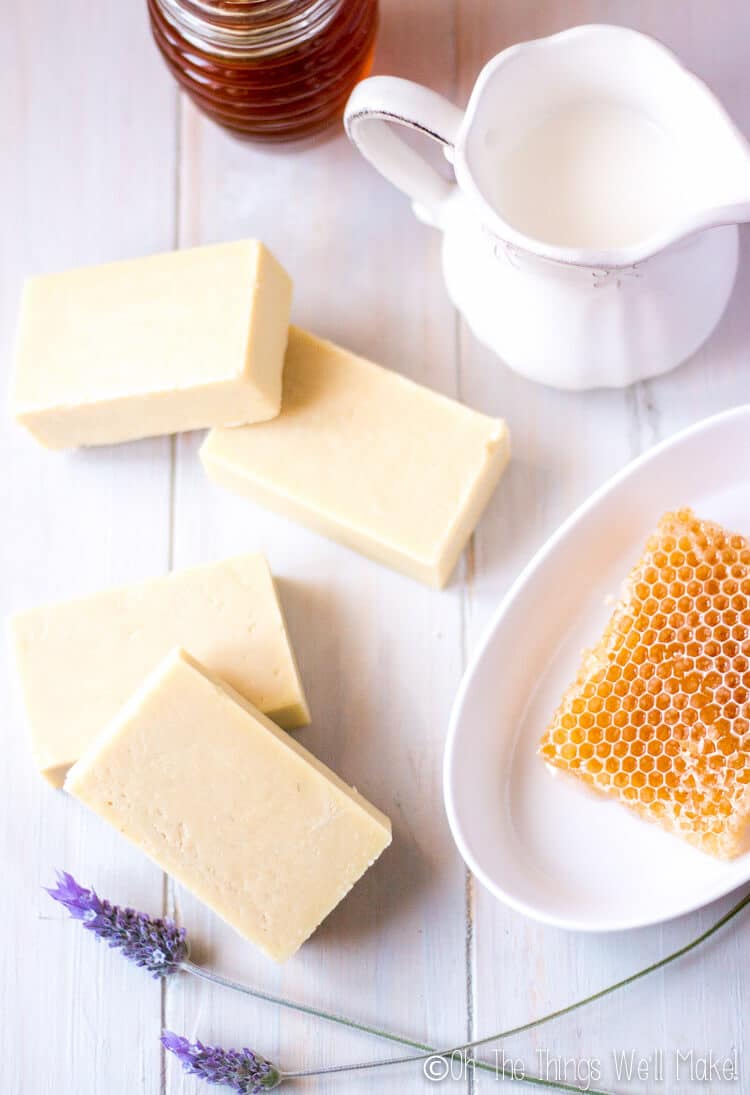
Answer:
[
  {"left": 66, "top": 648, "right": 391, "bottom": 962},
  {"left": 201, "top": 328, "right": 510, "bottom": 588},
  {"left": 12, "top": 554, "right": 309, "bottom": 786},
  {"left": 12, "top": 240, "right": 292, "bottom": 449}
]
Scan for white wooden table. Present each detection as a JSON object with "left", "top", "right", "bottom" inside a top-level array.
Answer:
[{"left": 3, "top": 3, "right": 750, "bottom": 1093}]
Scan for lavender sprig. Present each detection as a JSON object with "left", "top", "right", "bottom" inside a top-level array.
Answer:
[
  {"left": 162, "top": 1033, "right": 281, "bottom": 1093},
  {"left": 47, "top": 871, "right": 750, "bottom": 1095},
  {"left": 46, "top": 870, "right": 188, "bottom": 978},
  {"left": 161, "top": 1030, "right": 595, "bottom": 1094},
  {"left": 46, "top": 871, "right": 603, "bottom": 1092}
]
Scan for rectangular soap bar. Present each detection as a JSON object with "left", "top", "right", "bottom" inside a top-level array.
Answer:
[
  {"left": 200, "top": 328, "right": 510, "bottom": 587},
  {"left": 66, "top": 648, "right": 391, "bottom": 962},
  {"left": 11, "top": 240, "right": 292, "bottom": 448},
  {"left": 11, "top": 554, "right": 309, "bottom": 786}
]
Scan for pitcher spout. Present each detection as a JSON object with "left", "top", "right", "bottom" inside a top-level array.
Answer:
[
  {"left": 681, "top": 127, "right": 750, "bottom": 237},
  {"left": 454, "top": 24, "right": 750, "bottom": 266}
]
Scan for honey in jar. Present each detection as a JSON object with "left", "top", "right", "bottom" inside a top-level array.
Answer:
[{"left": 147, "top": 0, "right": 378, "bottom": 142}]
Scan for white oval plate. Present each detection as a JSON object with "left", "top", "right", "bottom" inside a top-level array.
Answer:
[{"left": 444, "top": 405, "right": 750, "bottom": 932}]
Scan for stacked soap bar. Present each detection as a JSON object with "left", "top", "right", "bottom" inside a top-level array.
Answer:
[
  {"left": 202, "top": 327, "right": 510, "bottom": 587},
  {"left": 12, "top": 554, "right": 309, "bottom": 786},
  {"left": 14, "top": 562, "right": 391, "bottom": 959},
  {"left": 66, "top": 649, "right": 391, "bottom": 962},
  {"left": 11, "top": 240, "right": 292, "bottom": 448}
]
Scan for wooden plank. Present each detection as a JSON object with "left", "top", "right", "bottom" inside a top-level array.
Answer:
[
  {"left": 462, "top": 4, "right": 750, "bottom": 1092},
  {"left": 1, "top": 3, "right": 177, "bottom": 1092},
  {"left": 164, "top": 3, "right": 472, "bottom": 1091}
]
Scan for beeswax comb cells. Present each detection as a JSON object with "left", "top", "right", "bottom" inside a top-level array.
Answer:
[{"left": 539, "top": 508, "right": 750, "bottom": 859}]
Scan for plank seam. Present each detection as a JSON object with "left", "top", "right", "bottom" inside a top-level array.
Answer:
[{"left": 161, "top": 81, "right": 184, "bottom": 1095}]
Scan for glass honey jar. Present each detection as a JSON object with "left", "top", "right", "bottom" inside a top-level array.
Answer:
[{"left": 147, "top": 0, "right": 379, "bottom": 142}]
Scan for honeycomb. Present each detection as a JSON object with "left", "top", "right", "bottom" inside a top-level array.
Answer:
[{"left": 539, "top": 508, "right": 750, "bottom": 859}]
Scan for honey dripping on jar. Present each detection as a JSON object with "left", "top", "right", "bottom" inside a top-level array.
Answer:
[{"left": 147, "top": 0, "right": 378, "bottom": 142}]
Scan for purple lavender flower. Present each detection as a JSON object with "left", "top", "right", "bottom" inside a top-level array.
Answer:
[
  {"left": 46, "top": 871, "right": 188, "bottom": 978},
  {"left": 162, "top": 1032, "right": 281, "bottom": 1093}
]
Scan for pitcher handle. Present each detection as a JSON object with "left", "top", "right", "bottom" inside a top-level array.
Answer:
[{"left": 345, "top": 76, "right": 464, "bottom": 228}]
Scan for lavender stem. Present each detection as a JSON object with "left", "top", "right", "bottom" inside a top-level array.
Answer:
[
  {"left": 183, "top": 887, "right": 750, "bottom": 1087},
  {"left": 182, "top": 961, "right": 604, "bottom": 1092}
]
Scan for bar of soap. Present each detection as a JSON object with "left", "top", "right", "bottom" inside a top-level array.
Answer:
[
  {"left": 66, "top": 648, "right": 391, "bottom": 961},
  {"left": 200, "top": 328, "right": 510, "bottom": 587},
  {"left": 11, "top": 554, "right": 309, "bottom": 786},
  {"left": 11, "top": 240, "right": 292, "bottom": 448}
]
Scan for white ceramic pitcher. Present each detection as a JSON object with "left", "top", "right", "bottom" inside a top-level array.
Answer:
[{"left": 345, "top": 25, "right": 750, "bottom": 390}]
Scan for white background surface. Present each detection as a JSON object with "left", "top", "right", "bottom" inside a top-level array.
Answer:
[{"left": 2, "top": 3, "right": 750, "bottom": 1094}]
